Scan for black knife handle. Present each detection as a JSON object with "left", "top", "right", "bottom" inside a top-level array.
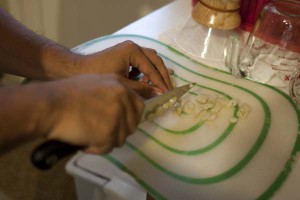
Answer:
[{"left": 31, "top": 140, "right": 82, "bottom": 170}]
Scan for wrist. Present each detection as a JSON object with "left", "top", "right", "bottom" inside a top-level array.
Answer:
[
  {"left": 41, "top": 42, "right": 86, "bottom": 80},
  {"left": 0, "top": 84, "right": 58, "bottom": 147},
  {"left": 19, "top": 82, "right": 63, "bottom": 138},
  {"left": 29, "top": 82, "right": 63, "bottom": 138}
]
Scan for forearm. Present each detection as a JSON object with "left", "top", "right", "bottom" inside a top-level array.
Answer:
[
  {"left": 0, "top": 84, "right": 55, "bottom": 152},
  {"left": 0, "top": 8, "right": 82, "bottom": 80}
]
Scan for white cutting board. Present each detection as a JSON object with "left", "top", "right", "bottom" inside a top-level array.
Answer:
[{"left": 73, "top": 34, "right": 300, "bottom": 200}]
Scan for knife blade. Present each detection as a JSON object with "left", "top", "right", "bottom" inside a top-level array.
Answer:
[
  {"left": 141, "top": 82, "right": 195, "bottom": 122},
  {"left": 31, "top": 82, "right": 195, "bottom": 170}
]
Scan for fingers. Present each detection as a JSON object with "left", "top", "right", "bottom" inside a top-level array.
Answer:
[
  {"left": 122, "top": 78, "right": 163, "bottom": 99},
  {"left": 47, "top": 74, "right": 146, "bottom": 156},
  {"left": 118, "top": 86, "right": 141, "bottom": 141},
  {"left": 110, "top": 78, "right": 144, "bottom": 147},
  {"left": 84, "top": 143, "right": 113, "bottom": 154},
  {"left": 142, "top": 48, "right": 173, "bottom": 90},
  {"left": 126, "top": 41, "right": 171, "bottom": 92},
  {"left": 141, "top": 75, "right": 150, "bottom": 83},
  {"left": 84, "top": 81, "right": 144, "bottom": 154}
]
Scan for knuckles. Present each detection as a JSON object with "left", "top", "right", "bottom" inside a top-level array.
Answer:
[
  {"left": 121, "top": 40, "right": 138, "bottom": 48},
  {"left": 146, "top": 47, "right": 157, "bottom": 54},
  {"left": 119, "top": 40, "right": 142, "bottom": 53}
]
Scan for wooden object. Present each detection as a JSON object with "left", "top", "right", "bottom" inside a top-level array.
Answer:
[{"left": 192, "top": 0, "right": 241, "bottom": 30}]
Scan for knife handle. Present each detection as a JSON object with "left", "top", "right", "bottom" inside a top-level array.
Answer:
[{"left": 31, "top": 140, "right": 82, "bottom": 170}]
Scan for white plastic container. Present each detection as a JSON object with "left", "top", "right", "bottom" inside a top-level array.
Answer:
[{"left": 66, "top": 153, "right": 147, "bottom": 200}]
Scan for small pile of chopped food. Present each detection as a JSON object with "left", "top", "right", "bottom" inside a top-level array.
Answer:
[
  {"left": 146, "top": 92, "right": 251, "bottom": 124},
  {"left": 147, "top": 68, "right": 251, "bottom": 124}
]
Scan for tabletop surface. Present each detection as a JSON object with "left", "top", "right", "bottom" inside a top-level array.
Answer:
[
  {"left": 68, "top": 34, "right": 300, "bottom": 200},
  {"left": 114, "top": 0, "right": 191, "bottom": 39},
  {"left": 67, "top": 1, "right": 300, "bottom": 199}
]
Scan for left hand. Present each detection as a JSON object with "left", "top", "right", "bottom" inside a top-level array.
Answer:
[{"left": 76, "top": 40, "right": 172, "bottom": 94}]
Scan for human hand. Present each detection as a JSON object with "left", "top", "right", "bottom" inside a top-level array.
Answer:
[
  {"left": 40, "top": 74, "right": 144, "bottom": 154},
  {"left": 76, "top": 41, "right": 172, "bottom": 95}
]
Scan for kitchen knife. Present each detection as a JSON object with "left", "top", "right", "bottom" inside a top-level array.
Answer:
[
  {"left": 31, "top": 82, "right": 195, "bottom": 170},
  {"left": 141, "top": 82, "right": 195, "bottom": 122}
]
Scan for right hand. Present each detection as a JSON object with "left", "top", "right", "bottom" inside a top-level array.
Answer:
[{"left": 39, "top": 74, "right": 144, "bottom": 154}]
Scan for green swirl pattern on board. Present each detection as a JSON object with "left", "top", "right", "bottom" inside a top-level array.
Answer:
[
  {"left": 123, "top": 62, "right": 272, "bottom": 185},
  {"left": 74, "top": 34, "right": 300, "bottom": 200},
  {"left": 138, "top": 76, "right": 240, "bottom": 156}
]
